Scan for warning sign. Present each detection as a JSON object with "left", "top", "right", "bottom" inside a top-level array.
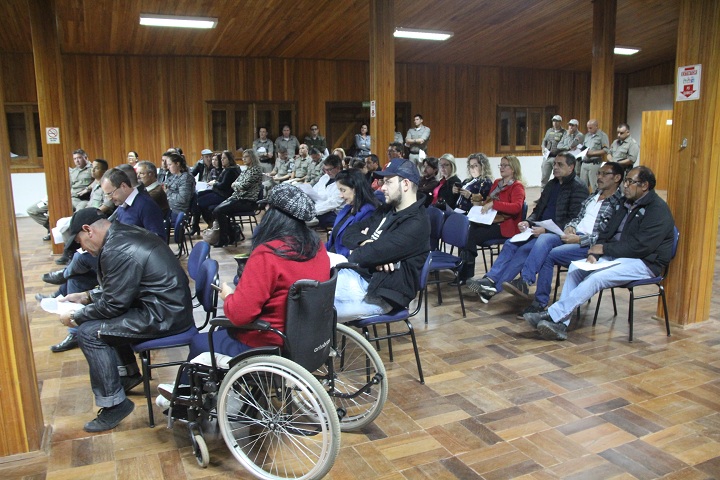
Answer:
[
  {"left": 676, "top": 64, "right": 701, "bottom": 102},
  {"left": 46, "top": 127, "right": 61, "bottom": 144}
]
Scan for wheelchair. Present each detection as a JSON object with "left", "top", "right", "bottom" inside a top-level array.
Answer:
[{"left": 162, "top": 269, "right": 387, "bottom": 480}]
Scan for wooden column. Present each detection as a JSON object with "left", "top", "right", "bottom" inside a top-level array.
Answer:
[
  {"left": 589, "top": 0, "right": 616, "bottom": 131},
  {"left": 29, "top": 0, "right": 72, "bottom": 254},
  {"left": 369, "top": 0, "right": 395, "bottom": 166},
  {"left": 0, "top": 61, "right": 46, "bottom": 459},
  {"left": 664, "top": 0, "right": 720, "bottom": 325}
]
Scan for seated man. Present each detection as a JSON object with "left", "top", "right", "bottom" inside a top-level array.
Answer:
[
  {"left": 136, "top": 160, "right": 170, "bottom": 216},
  {"left": 56, "top": 209, "right": 193, "bottom": 432},
  {"left": 334, "top": 159, "right": 430, "bottom": 321},
  {"left": 270, "top": 147, "right": 293, "bottom": 183},
  {"left": 511, "top": 162, "right": 625, "bottom": 317},
  {"left": 468, "top": 152, "right": 588, "bottom": 303},
  {"left": 287, "top": 144, "right": 312, "bottom": 183},
  {"left": 524, "top": 166, "right": 675, "bottom": 341}
]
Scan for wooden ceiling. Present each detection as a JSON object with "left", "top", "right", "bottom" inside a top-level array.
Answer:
[{"left": 0, "top": 0, "right": 679, "bottom": 73}]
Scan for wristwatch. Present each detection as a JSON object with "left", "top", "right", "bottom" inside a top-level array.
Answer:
[{"left": 69, "top": 311, "right": 78, "bottom": 327}]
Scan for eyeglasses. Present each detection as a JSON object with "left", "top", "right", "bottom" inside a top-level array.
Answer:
[
  {"left": 103, "top": 187, "right": 118, "bottom": 198},
  {"left": 623, "top": 178, "right": 642, "bottom": 186},
  {"left": 499, "top": 163, "right": 511, "bottom": 168},
  {"left": 322, "top": 167, "right": 337, "bottom": 173},
  {"left": 597, "top": 171, "right": 615, "bottom": 176}
]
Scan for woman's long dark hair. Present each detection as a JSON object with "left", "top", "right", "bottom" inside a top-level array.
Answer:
[
  {"left": 335, "top": 169, "right": 381, "bottom": 214},
  {"left": 252, "top": 208, "right": 320, "bottom": 261}
]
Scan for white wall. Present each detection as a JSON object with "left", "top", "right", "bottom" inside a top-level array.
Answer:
[
  {"left": 12, "top": 173, "right": 47, "bottom": 217},
  {"left": 626, "top": 84, "right": 674, "bottom": 164}
]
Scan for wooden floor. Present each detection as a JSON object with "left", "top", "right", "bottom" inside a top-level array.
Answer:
[{"left": 4, "top": 196, "right": 720, "bottom": 479}]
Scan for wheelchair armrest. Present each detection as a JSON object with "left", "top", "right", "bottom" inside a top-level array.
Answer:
[
  {"left": 210, "top": 317, "right": 273, "bottom": 331},
  {"left": 209, "top": 317, "right": 234, "bottom": 328},
  {"left": 334, "top": 262, "right": 361, "bottom": 271}
]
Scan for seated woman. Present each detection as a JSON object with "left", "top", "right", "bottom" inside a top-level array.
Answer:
[
  {"left": 163, "top": 153, "right": 196, "bottom": 220},
  {"left": 326, "top": 169, "right": 380, "bottom": 257},
  {"left": 457, "top": 155, "right": 526, "bottom": 284},
  {"left": 207, "top": 153, "right": 223, "bottom": 182},
  {"left": 432, "top": 153, "right": 461, "bottom": 209},
  {"left": 212, "top": 149, "right": 264, "bottom": 247},
  {"left": 187, "top": 184, "right": 330, "bottom": 360},
  {"left": 417, "top": 157, "right": 440, "bottom": 206},
  {"left": 192, "top": 150, "right": 241, "bottom": 234},
  {"left": 453, "top": 153, "right": 493, "bottom": 212}
]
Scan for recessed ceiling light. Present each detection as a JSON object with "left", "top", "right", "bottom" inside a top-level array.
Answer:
[
  {"left": 614, "top": 46, "right": 641, "bottom": 56},
  {"left": 139, "top": 14, "right": 217, "bottom": 29},
  {"left": 394, "top": 27, "right": 453, "bottom": 41}
]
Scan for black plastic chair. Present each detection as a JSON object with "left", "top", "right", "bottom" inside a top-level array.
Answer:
[
  {"left": 592, "top": 226, "right": 679, "bottom": 342},
  {"left": 427, "top": 212, "right": 467, "bottom": 317},
  {"left": 342, "top": 254, "right": 432, "bottom": 384}
]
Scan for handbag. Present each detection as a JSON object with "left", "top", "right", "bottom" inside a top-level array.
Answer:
[{"left": 202, "top": 221, "right": 220, "bottom": 245}]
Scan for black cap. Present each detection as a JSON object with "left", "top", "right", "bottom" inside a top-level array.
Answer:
[{"left": 60, "top": 209, "right": 107, "bottom": 249}]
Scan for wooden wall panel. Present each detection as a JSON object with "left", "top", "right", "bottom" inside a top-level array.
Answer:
[
  {"left": 1, "top": 54, "right": 36, "bottom": 102},
  {"left": 628, "top": 60, "right": 675, "bottom": 88},
  {"left": 640, "top": 110, "right": 672, "bottom": 191}
]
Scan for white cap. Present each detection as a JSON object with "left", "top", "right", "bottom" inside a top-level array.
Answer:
[
  {"left": 256, "top": 147, "right": 267, "bottom": 154},
  {"left": 201, "top": 149, "right": 212, "bottom": 155},
  {"left": 552, "top": 115, "right": 562, "bottom": 122}
]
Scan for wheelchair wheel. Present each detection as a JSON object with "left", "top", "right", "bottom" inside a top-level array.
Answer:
[
  {"left": 320, "top": 324, "right": 388, "bottom": 431},
  {"left": 190, "top": 432, "right": 210, "bottom": 468},
  {"left": 217, "top": 355, "right": 340, "bottom": 480}
]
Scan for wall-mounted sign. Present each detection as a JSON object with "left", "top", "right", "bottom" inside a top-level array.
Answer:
[
  {"left": 676, "top": 64, "right": 701, "bottom": 102},
  {"left": 46, "top": 127, "right": 61, "bottom": 144}
]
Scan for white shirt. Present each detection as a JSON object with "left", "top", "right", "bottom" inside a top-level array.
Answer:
[
  {"left": 575, "top": 193, "right": 602, "bottom": 235},
  {"left": 312, "top": 174, "right": 344, "bottom": 216}
]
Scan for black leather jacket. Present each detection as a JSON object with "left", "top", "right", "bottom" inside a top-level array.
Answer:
[{"left": 74, "top": 222, "right": 194, "bottom": 339}]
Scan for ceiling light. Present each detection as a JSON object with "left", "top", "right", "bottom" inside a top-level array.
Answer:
[
  {"left": 139, "top": 14, "right": 217, "bottom": 29},
  {"left": 614, "top": 46, "right": 641, "bottom": 56},
  {"left": 394, "top": 27, "right": 453, "bottom": 41}
]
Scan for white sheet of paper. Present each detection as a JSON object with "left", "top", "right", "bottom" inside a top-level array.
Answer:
[
  {"left": 40, "top": 297, "right": 85, "bottom": 315},
  {"left": 570, "top": 259, "right": 621, "bottom": 271},
  {"left": 467, "top": 206, "right": 497, "bottom": 225},
  {"left": 453, "top": 208, "right": 466, "bottom": 214},
  {"left": 294, "top": 182, "right": 321, "bottom": 201},
  {"left": 532, "top": 219, "right": 565, "bottom": 236},
  {"left": 569, "top": 146, "right": 587, "bottom": 159},
  {"left": 327, "top": 252, "right": 348, "bottom": 267},
  {"left": 196, "top": 181, "right": 210, "bottom": 192},
  {"left": 509, "top": 230, "right": 533, "bottom": 243}
]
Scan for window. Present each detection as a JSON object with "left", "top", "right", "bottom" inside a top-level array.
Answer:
[
  {"left": 207, "top": 102, "right": 296, "bottom": 152},
  {"left": 497, "top": 105, "right": 557, "bottom": 153},
  {"left": 5, "top": 103, "right": 43, "bottom": 169}
]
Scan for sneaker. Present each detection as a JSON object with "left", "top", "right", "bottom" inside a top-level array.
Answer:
[
  {"left": 516, "top": 302, "right": 546, "bottom": 320},
  {"left": 503, "top": 278, "right": 531, "bottom": 300},
  {"left": 50, "top": 332, "right": 78, "bottom": 353},
  {"left": 42, "top": 234, "right": 51, "bottom": 241},
  {"left": 467, "top": 276, "right": 497, "bottom": 295},
  {"left": 156, "top": 395, "right": 171, "bottom": 409},
  {"left": 524, "top": 310, "right": 551, "bottom": 329},
  {"left": 83, "top": 397, "right": 135, "bottom": 432},
  {"left": 537, "top": 319, "right": 568, "bottom": 341}
]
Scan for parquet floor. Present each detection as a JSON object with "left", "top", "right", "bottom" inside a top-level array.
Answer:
[{"left": 4, "top": 191, "right": 720, "bottom": 479}]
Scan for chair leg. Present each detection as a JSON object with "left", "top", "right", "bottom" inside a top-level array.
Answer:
[
  {"left": 610, "top": 288, "right": 617, "bottom": 316},
  {"left": 553, "top": 266, "right": 561, "bottom": 303},
  {"left": 456, "top": 278, "right": 466, "bottom": 317},
  {"left": 406, "top": 320, "right": 424, "bottom": 384},
  {"left": 385, "top": 323, "right": 393, "bottom": 362},
  {"left": 660, "top": 286, "right": 671, "bottom": 337},
  {"left": 434, "top": 271, "right": 443, "bottom": 306},
  {"left": 372, "top": 325, "right": 381, "bottom": 351},
  {"left": 481, "top": 248, "right": 489, "bottom": 272},
  {"left": 140, "top": 352, "right": 155, "bottom": 428},
  {"left": 424, "top": 285, "right": 429, "bottom": 324},
  {"left": 593, "top": 289, "right": 604, "bottom": 325},
  {"left": 628, "top": 287, "right": 634, "bottom": 342}
]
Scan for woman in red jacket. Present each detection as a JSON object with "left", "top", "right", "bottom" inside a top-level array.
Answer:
[{"left": 456, "top": 155, "right": 526, "bottom": 284}]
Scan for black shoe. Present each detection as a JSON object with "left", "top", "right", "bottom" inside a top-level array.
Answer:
[
  {"left": 503, "top": 278, "right": 532, "bottom": 300},
  {"left": 50, "top": 332, "right": 79, "bottom": 352},
  {"left": 524, "top": 310, "right": 551, "bottom": 330},
  {"left": 516, "top": 302, "right": 546, "bottom": 320},
  {"left": 537, "top": 319, "right": 568, "bottom": 341},
  {"left": 35, "top": 291, "right": 60, "bottom": 302},
  {"left": 121, "top": 373, "right": 143, "bottom": 393},
  {"left": 83, "top": 398, "right": 135, "bottom": 432},
  {"left": 55, "top": 255, "right": 71, "bottom": 265},
  {"left": 42, "top": 270, "right": 67, "bottom": 285},
  {"left": 448, "top": 279, "right": 466, "bottom": 287},
  {"left": 467, "top": 276, "right": 497, "bottom": 295},
  {"left": 42, "top": 234, "right": 51, "bottom": 241}
]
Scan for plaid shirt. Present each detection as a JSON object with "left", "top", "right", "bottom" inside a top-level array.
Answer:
[{"left": 565, "top": 187, "right": 623, "bottom": 247}]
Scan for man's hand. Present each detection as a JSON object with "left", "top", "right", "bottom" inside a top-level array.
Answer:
[
  {"left": 59, "top": 311, "right": 74, "bottom": 327},
  {"left": 375, "top": 262, "right": 399, "bottom": 273},
  {"left": 562, "top": 234, "right": 580, "bottom": 244},
  {"left": 59, "top": 292, "right": 91, "bottom": 305},
  {"left": 564, "top": 226, "right": 576, "bottom": 235},
  {"left": 530, "top": 226, "right": 546, "bottom": 237},
  {"left": 588, "top": 244, "right": 604, "bottom": 256},
  {"left": 518, "top": 221, "right": 530, "bottom": 232}
]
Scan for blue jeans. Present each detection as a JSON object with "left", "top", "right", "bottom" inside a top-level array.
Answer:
[
  {"left": 334, "top": 269, "right": 392, "bottom": 322},
  {"left": 486, "top": 234, "right": 563, "bottom": 291},
  {"left": 62, "top": 252, "right": 99, "bottom": 336},
  {"left": 76, "top": 320, "right": 140, "bottom": 408},
  {"left": 548, "top": 257, "right": 654, "bottom": 325},
  {"left": 534, "top": 243, "right": 589, "bottom": 307}
]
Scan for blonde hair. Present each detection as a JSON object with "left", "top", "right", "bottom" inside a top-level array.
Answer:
[
  {"left": 438, "top": 153, "right": 456, "bottom": 177},
  {"left": 503, "top": 155, "right": 524, "bottom": 184},
  {"left": 468, "top": 153, "right": 492, "bottom": 179}
]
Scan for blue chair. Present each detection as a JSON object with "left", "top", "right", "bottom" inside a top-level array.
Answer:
[
  {"left": 131, "top": 258, "right": 219, "bottom": 427},
  {"left": 173, "top": 211, "right": 193, "bottom": 257},
  {"left": 479, "top": 202, "right": 528, "bottom": 271},
  {"left": 187, "top": 241, "right": 211, "bottom": 307},
  {"left": 592, "top": 227, "right": 679, "bottom": 342},
  {"left": 427, "top": 212, "right": 468, "bottom": 318},
  {"left": 426, "top": 205, "right": 445, "bottom": 252},
  {"left": 344, "top": 254, "right": 431, "bottom": 384}
]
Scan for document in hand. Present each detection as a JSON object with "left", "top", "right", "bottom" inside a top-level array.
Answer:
[
  {"left": 467, "top": 206, "right": 497, "bottom": 225},
  {"left": 569, "top": 146, "right": 588, "bottom": 159},
  {"left": 40, "top": 297, "right": 85, "bottom": 315},
  {"left": 532, "top": 219, "right": 564, "bottom": 236},
  {"left": 295, "top": 182, "right": 321, "bottom": 201},
  {"left": 509, "top": 230, "right": 533, "bottom": 243},
  {"left": 570, "top": 259, "right": 621, "bottom": 271}
]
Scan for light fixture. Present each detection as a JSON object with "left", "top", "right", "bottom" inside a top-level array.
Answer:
[
  {"left": 394, "top": 27, "right": 453, "bottom": 41},
  {"left": 614, "top": 46, "right": 641, "bottom": 56},
  {"left": 139, "top": 14, "right": 217, "bottom": 29}
]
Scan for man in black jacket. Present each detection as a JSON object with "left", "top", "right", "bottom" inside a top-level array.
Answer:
[
  {"left": 56, "top": 209, "right": 194, "bottom": 432},
  {"left": 468, "top": 152, "right": 589, "bottom": 302},
  {"left": 525, "top": 166, "right": 675, "bottom": 341},
  {"left": 335, "top": 159, "right": 430, "bottom": 320}
]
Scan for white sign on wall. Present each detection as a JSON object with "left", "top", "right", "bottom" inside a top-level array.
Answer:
[
  {"left": 370, "top": 100, "right": 376, "bottom": 118},
  {"left": 676, "top": 64, "right": 701, "bottom": 102},
  {"left": 46, "top": 127, "right": 61, "bottom": 144}
]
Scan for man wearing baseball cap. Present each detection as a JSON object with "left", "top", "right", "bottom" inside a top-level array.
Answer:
[
  {"left": 191, "top": 148, "right": 214, "bottom": 182},
  {"left": 334, "top": 158, "right": 430, "bottom": 321},
  {"left": 557, "top": 119, "right": 585, "bottom": 153},
  {"left": 55, "top": 208, "right": 194, "bottom": 432},
  {"left": 540, "top": 115, "right": 566, "bottom": 187}
]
